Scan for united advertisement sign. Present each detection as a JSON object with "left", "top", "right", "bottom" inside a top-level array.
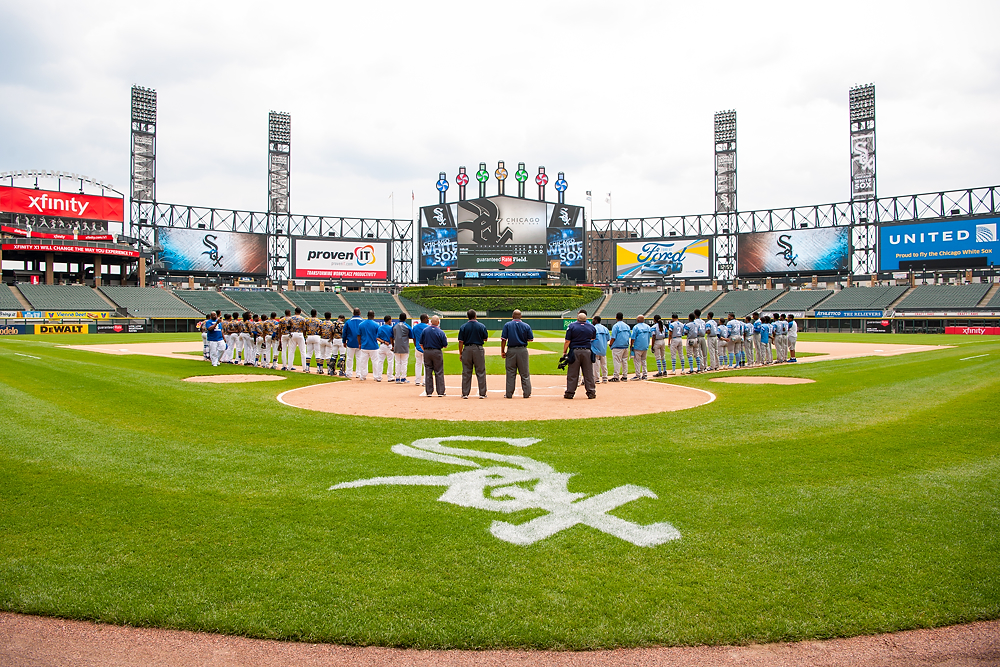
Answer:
[
  {"left": 293, "top": 238, "right": 389, "bottom": 280},
  {"left": 0, "top": 186, "right": 124, "bottom": 222},
  {"left": 879, "top": 217, "right": 1000, "bottom": 270}
]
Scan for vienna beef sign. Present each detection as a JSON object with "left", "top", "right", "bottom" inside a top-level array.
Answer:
[
  {"left": 0, "top": 186, "right": 124, "bottom": 222},
  {"left": 293, "top": 239, "right": 388, "bottom": 280}
]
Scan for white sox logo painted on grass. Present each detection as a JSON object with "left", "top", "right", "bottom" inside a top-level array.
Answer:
[{"left": 329, "top": 436, "right": 681, "bottom": 547}]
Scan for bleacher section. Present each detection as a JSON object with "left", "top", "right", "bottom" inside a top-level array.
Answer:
[
  {"left": 99, "top": 286, "right": 201, "bottom": 318},
  {"left": 987, "top": 289, "right": 1000, "bottom": 309},
  {"left": 173, "top": 290, "right": 239, "bottom": 315},
  {"left": 708, "top": 289, "right": 785, "bottom": 318},
  {"left": 816, "top": 286, "right": 909, "bottom": 311},
  {"left": 0, "top": 286, "right": 24, "bottom": 310},
  {"left": 222, "top": 290, "right": 292, "bottom": 314},
  {"left": 648, "top": 291, "right": 720, "bottom": 318},
  {"left": 894, "top": 284, "right": 991, "bottom": 310},
  {"left": 282, "top": 292, "right": 352, "bottom": 318},
  {"left": 342, "top": 292, "right": 403, "bottom": 317},
  {"left": 397, "top": 295, "right": 436, "bottom": 318},
  {"left": 16, "top": 284, "right": 113, "bottom": 311},
  {"left": 563, "top": 295, "right": 605, "bottom": 318},
  {"left": 600, "top": 292, "right": 661, "bottom": 318},
  {"left": 765, "top": 290, "right": 833, "bottom": 313}
]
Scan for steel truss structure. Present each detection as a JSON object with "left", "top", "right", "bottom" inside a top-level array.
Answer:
[
  {"left": 588, "top": 184, "right": 1000, "bottom": 283},
  {"left": 131, "top": 201, "right": 413, "bottom": 283}
]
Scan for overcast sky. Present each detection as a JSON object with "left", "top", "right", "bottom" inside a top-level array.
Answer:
[{"left": 2, "top": 0, "right": 999, "bottom": 223}]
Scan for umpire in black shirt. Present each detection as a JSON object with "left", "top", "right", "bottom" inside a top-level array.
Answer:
[
  {"left": 564, "top": 309, "right": 597, "bottom": 399},
  {"left": 458, "top": 309, "right": 489, "bottom": 399}
]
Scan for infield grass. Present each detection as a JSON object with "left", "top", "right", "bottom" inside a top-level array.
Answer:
[{"left": 0, "top": 332, "right": 998, "bottom": 648}]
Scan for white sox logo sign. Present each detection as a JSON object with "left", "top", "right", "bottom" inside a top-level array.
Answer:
[{"left": 330, "top": 436, "right": 682, "bottom": 547}]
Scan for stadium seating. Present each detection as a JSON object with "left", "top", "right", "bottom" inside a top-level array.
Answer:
[
  {"left": 707, "top": 289, "right": 785, "bottom": 318},
  {"left": 343, "top": 292, "right": 403, "bottom": 318},
  {"left": 99, "top": 286, "right": 202, "bottom": 318},
  {"left": 563, "top": 295, "right": 605, "bottom": 318},
  {"left": 893, "top": 283, "right": 991, "bottom": 310},
  {"left": 16, "top": 284, "right": 113, "bottom": 311},
  {"left": 222, "top": 290, "right": 293, "bottom": 314},
  {"left": 282, "top": 292, "right": 352, "bottom": 318},
  {"left": 765, "top": 290, "right": 833, "bottom": 312},
  {"left": 0, "top": 286, "right": 24, "bottom": 310},
  {"left": 173, "top": 290, "right": 240, "bottom": 315},
  {"left": 986, "top": 288, "right": 1000, "bottom": 309},
  {"left": 647, "top": 291, "right": 721, "bottom": 318},
  {"left": 816, "top": 286, "right": 909, "bottom": 311},
  {"left": 600, "top": 292, "right": 662, "bottom": 318}
]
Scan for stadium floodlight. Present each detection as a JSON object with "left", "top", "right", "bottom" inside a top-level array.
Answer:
[
  {"left": 849, "top": 84, "right": 875, "bottom": 201},
  {"left": 714, "top": 110, "right": 736, "bottom": 214}
]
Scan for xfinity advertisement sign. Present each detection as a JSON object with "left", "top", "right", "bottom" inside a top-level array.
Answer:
[
  {"left": 879, "top": 217, "right": 1000, "bottom": 270},
  {"left": 293, "top": 238, "right": 388, "bottom": 280}
]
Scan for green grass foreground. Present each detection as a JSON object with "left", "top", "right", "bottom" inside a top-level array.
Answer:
[{"left": 0, "top": 332, "right": 998, "bottom": 649}]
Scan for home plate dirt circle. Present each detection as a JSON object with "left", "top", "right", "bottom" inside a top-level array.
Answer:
[
  {"left": 183, "top": 375, "right": 286, "bottom": 384},
  {"left": 278, "top": 375, "right": 714, "bottom": 421},
  {"left": 711, "top": 376, "right": 815, "bottom": 385}
]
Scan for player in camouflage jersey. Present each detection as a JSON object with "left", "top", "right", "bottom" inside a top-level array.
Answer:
[
  {"left": 287, "top": 307, "right": 308, "bottom": 372},
  {"left": 304, "top": 309, "right": 324, "bottom": 373},
  {"left": 279, "top": 309, "right": 292, "bottom": 370},
  {"left": 330, "top": 315, "right": 346, "bottom": 376},
  {"left": 319, "top": 312, "right": 336, "bottom": 375}
]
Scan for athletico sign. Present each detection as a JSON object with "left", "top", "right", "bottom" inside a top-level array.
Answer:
[
  {"left": 1, "top": 243, "right": 138, "bottom": 258},
  {"left": 0, "top": 186, "right": 124, "bottom": 222},
  {"left": 945, "top": 326, "right": 1000, "bottom": 335},
  {"left": 293, "top": 238, "right": 388, "bottom": 279},
  {"left": 814, "top": 310, "right": 884, "bottom": 318}
]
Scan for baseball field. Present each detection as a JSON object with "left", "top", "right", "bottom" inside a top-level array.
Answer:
[{"left": 0, "top": 331, "right": 998, "bottom": 650}]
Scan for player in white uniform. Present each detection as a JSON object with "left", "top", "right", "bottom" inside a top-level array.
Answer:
[
  {"left": 667, "top": 313, "right": 685, "bottom": 375},
  {"left": 705, "top": 311, "right": 720, "bottom": 371},
  {"left": 650, "top": 314, "right": 668, "bottom": 377},
  {"left": 716, "top": 316, "right": 730, "bottom": 369},
  {"left": 787, "top": 314, "right": 799, "bottom": 362},
  {"left": 683, "top": 313, "right": 702, "bottom": 374}
]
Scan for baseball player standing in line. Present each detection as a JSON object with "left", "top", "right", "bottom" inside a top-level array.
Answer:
[
  {"left": 411, "top": 314, "right": 429, "bottom": 386},
  {"left": 219, "top": 314, "right": 232, "bottom": 363},
  {"left": 778, "top": 313, "right": 789, "bottom": 362},
  {"left": 249, "top": 314, "right": 263, "bottom": 366},
  {"left": 650, "top": 314, "right": 667, "bottom": 377},
  {"left": 279, "top": 309, "right": 292, "bottom": 370},
  {"left": 629, "top": 314, "right": 652, "bottom": 380},
  {"left": 391, "top": 312, "right": 412, "bottom": 383},
  {"left": 319, "top": 312, "right": 335, "bottom": 374},
  {"left": 304, "top": 309, "right": 323, "bottom": 373},
  {"left": 500, "top": 309, "right": 533, "bottom": 398},
  {"left": 591, "top": 315, "right": 610, "bottom": 383},
  {"left": 683, "top": 313, "right": 702, "bottom": 373},
  {"left": 705, "top": 311, "right": 720, "bottom": 371},
  {"left": 329, "top": 314, "right": 346, "bottom": 376},
  {"left": 239, "top": 313, "right": 254, "bottom": 365},
  {"left": 342, "top": 308, "right": 363, "bottom": 378},
  {"left": 286, "top": 307, "right": 308, "bottom": 371},
  {"left": 205, "top": 312, "right": 224, "bottom": 366},
  {"left": 609, "top": 312, "right": 631, "bottom": 382},
  {"left": 357, "top": 310, "right": 381, "bottom": 381},
  {"left": 694, "top": 309, "right": 709, "bottom": 372},
  {"left": 725, "top": 313, "right": 740, "bottom": 367},
  {"left": 760, "top": 316, "right": 773, "bottom": 365},
  {"left": 787, "top": 314, "right": 799, "bottom": 362},
  {"left": 266, "top": 312, "right": 280, "bottom": 368},
  {"left": 716, "top": 315, "right": 729, "bottom": 369},
  {"left": 752, "top": 313, "right": 764, "bottom": 367},
  {"left": 667, "top": 313, "right": 685, "bottom": 375},
  {"left": 230, "top": 313, "right": 244, "bottom": 364},
  {"left": 377, "top": 315, "right": 395, "bottom": 380},
  {"left": 457, "top": 309, "right": 489, "bottom": 399},
  {"left": 198, "top": 316, "right": 209, "bottom": 360},
  {"left": 742, "top": 316, "right": 754, "bottom": 366}
]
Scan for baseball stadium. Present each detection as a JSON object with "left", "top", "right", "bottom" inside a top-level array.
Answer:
[{"left": 1, "top": 83, "right": 999, "bottom": 665}]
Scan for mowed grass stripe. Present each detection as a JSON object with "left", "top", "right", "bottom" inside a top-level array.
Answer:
[{"left": 0, "top": 333, "right": 997, "bottom": 648}]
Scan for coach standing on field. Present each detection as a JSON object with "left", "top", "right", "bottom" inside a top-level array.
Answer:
[
  {"left": 564, "top": 310, "right": 597, "bottom": 400},
  {"left": 421, "top": 315, "right": 448, "bottom": 396},
  {"left": 500, "top": 309, "right": 532, "bottom": 399},
  {"left": 458, "top": 309, "right": 489, "bottom": 399}
]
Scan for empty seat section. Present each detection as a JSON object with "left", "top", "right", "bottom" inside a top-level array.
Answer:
[
  {"left": 99, "top": 286, "right": 201, "bottom": 318},
  {"left": 819, "top": 286, "right": 907, "bottom": 311},
  {"left": 222, "top": 290, "right": 292, "bottom": 315},
  {"left": 894, "top": 283, "right": 991, "bottom": 310},
  {"left": 708, "top": 289, "right": 785, "bottom": 318},
  {"left": 16, "top": 284, "right": 112, "bottom": 311},
  {"left": 173, "top": 290, "right": 239, "bottom": 315},
  {"left": 649, "top": 291, "right": 720, "bottom": 318},
  {"left": 345, "top": 293, "right": 403, "bottom": 318},
  {"left": 0, "top": 286, "right": 24, "bottom": 310},
  {"left": 600, "top": 292, "right": 661, "bottom": 319},
  {"left": 765, "top": 290, "right": 832, "bottom": 312}
]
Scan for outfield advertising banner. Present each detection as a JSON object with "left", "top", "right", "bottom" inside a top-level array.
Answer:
[
  {"left": 158, "top": 228, "right": 267, "bottom": 275},
  {"left": 614, "top": 238, "right": 711, "bottom": 280},
  {"left": 945, "top": 326, "right": 1000, "bottom": 335},
  {"left": 34, "top": 323, "right": 88, "bottom": 334},
  {"left": 737, "top": 227, "right": 849, "bottom": 275},
  {"left": 879, "top": 217, "right": 1000, "bottom": 270},
  {"left": 0, "top": 324, "right": 28, "bottom": 335},
  {"left": 0, "top": 185, "right": 124, "bottom": 222},
  {"left": 293, "top": 238, "right": 388, "bottom": 280},
  {"left": 96, "top": 320, "right": 149, "bottom": 333}
]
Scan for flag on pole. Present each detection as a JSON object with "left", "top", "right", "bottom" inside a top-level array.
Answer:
[
  {"left": 605, "top": 192, "right": 612, "bottom": 204},
  {"left": 586, "top": 190, "right": 592, "bottom": 201}
]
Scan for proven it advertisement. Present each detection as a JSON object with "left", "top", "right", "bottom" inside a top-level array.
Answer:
[
  {"left": 615, "top": 238, "right": 711, "bottom": 279},
  {"left": 879, "top": 217, "right": 999, "bottom": 270},
  {"left": 0, "top": 186, "right": 124, "bottom": 222},
  {"left": 737, "top": 227, "right": 849, "bottom": 275},
  {"left": 158, "top": 228, "right": 267, "bottom": 275},
  {"left": 293, "top": 238, "right": 388, "bottom": 280}
]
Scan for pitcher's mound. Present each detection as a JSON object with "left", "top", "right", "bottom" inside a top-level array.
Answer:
[
  {"left": 711, "top": 376, "right": 815, "bottom": 385},
  {"left": 278, "top": 375, "right": 714, "bottom": 421},
  {"left": 184, "top": 375, "right": 286, "bottom": 384}
]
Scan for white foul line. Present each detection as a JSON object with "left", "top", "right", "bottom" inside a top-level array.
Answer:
[
  {"left": 14, "top": 352, "right": 41, "bottom": 360},
  {"left": 959, "top": 354, "right": 988, "bottom": 361}
]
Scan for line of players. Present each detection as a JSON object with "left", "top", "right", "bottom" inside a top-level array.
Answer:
[
  {"left": 199, "top": 308, "right": 352, "bottom": 374},
  {"left": 607, "top": 309, "right": 799, "bottom": 380}
]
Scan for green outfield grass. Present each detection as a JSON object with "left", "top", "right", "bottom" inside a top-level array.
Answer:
[{"left": 0, "top": 332, "right": 998, "bottom": 649}]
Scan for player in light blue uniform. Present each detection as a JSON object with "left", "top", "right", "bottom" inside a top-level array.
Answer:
[
  {"left": 760, "top": 316, "right": 773, "bottom": 365},
  {"left": 683, "top": 313, "right": 702, "bottom": 374},
  {"left": 787, "top": 314, "right": 799, "bottom": 362},
  {"left": 591, "top": 315, "right": 611, "bottom": 383},
  {"left": 609, "top": 313, "right": 631, "bottom": 382},
  {"left": 704, "top": 311, "right": 720, "bottom": 371},
  {"left": 629, "top": 315, "right": 652, "bottom": 380},
  {"left": 668, "top": 313, "right": 686, "bottom": 375},
  {"left": 716, "top": 316, "right": 730, "bottom": 369}
]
